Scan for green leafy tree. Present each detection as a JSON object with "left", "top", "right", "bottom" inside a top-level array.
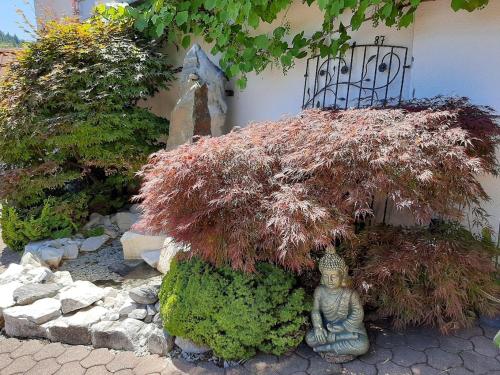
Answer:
[
  {"left": 98, "top": 0, "right": 489, "bottom": 88},
  {"left": 0, "top": 31, "right": 23, "bottom": 48},
  {"left": 0, "top": 18, "right": 173, "bottom": 249}
]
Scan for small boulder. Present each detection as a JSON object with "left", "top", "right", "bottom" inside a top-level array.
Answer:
[
  {"left": 46, "top": 305, "right": 107, "bottom": 345},
  {"left": 26, "top": 267, "right": 53, "bottom": 284},
  {"left": 104, "top": 227, "right": 119, "bottom": 239},
  {"left": 128, "top": 307, "right": 147, "bottom": 320},
  {"left": 120, "top": 231, "right": 167, "bottom": 260},
  {"left": 157, "top": 237, "right": 190, "bottom": 274},
  {"left": 147, "top": 327, "right": 174, "bottom": 355},
  {"left": 4, "top": 314, "right": 47, "bottom": 338},
  {"left": 91, "top": 318, "right": 147, "bottom": 351},
  {"left": 83, "top": 212, "right": 104, "bottom": 230},
  {"left": 4, "top": 298, "right": 61, "bottom": 325},
  {"left": 20, "top": 252, "right": 45, "bottom": 268},
  {"left": 0, "top": 264, "right": 25, "bottom": 284},
  {"left": 175, "top": 336, "right": 210, "bottom": 354},
  {"left": 24, "top": 246, "right": 64, "bottom": 268},
  {"left": 0, "top": 281, "right": 23, "bottom": 326},
  {"left": 13, "top": 283, "right": 62, "bottom": 305},
  {"left": 58, "top": 280, "right": 106, "bottom": 314},
  {"left": 61, "top": 243, "right": 79, "bottom": 260},
  {"left": 24, "top": 241, "right": 46, "bottom": 253},
  {"left": 129, "top": 284, "right": 160, "bottom": 305},
  {"left": 80, "top": 235, "right": 109, "bottom": 252},
  {"left": 112, "top": 212, "right": 140, "bottom": 233},
  {"left": 39, "top": 247, "right": 65, "bottom": 268},
  {"left": 51, "top": 271, "right": 73, "bottom": 285},
  {"left": 141, "top": 250, "right": 161, "bottom": 268}
]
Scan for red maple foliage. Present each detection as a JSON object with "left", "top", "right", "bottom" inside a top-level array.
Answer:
[
  {"left": 340, "top": 224, "right": 500, "bottom": 333},
  {"left": 135, "top": 98, "right": 499, "bottom": 272}
]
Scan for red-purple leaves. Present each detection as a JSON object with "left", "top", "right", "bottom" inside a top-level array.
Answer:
[{"left": 135, "top": 98, "right": 499, "bottom": 272}]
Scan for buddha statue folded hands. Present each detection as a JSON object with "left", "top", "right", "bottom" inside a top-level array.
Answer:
[{"left": 305, "top": 246, "right": 369, "bottom": 363}]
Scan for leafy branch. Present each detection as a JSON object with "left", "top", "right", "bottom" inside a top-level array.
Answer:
[{"left": 97, "top": 0, "right": 489, "bottom": 88}]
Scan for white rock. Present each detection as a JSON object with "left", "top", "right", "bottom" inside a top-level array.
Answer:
[
  {"left": 103, "top": 287, "right": 118, "bottom": 299},
  {"left": 20, "top": 252, "right": 46, "bottom": 268},
  {"left": 4, "top": 298, "right": 61, "bottom": 325},
  {"left": 24, "top": 246, "right": 64, "bottom": 268},
  {"left": 120, "top": 231, "right": 167, "bottom": 260},
  {"left": 141, "top": 250, "right": 161, "bottom": 268},
  {"left": 91, "top": 318, "right": 148, "bottom": 351},
  {"left": 0, "top": 281, "right": 23, "bottom": 325},
  {"left": 102, "top": 311, "right": 120, "bottom": 321},
  {"left": 80, "top": 235, "right": 109, "bottom": 252},
  {"left": 0, "top": 264, "right": 24, "bottom": 283},
  {"left": 58, "top": 280, "right": 106, "bottom": 314},
  {"left": 13, "top": 283, "right": 62, "bottom": 305},
  {"left": 51, "top": 271, "right": 73, "bottom": 285},
  {"left": 61, "top": 243, "right": 79, "bottom": 259},
  {"left": 46, "top": 306, "right": 107, "bottom": 345},
  {"left": 157, "top": 237, "right": 190, "bottom": 274},
  {"left": 39, "top": 247, "right": 65, "bottom": 268},
  {"left": 118, "top": 298, "right": 140, "bottom": 318},
  {"left": 24, "top": 241, "right": 46, "bottom": 253},
  {"left": 147, "top": 327, "right": 174, "bottom": 355},
  {"left": 113, "top": 212, "right": 140, "bottom": 233},
  {"left": 175, "top": 336, "right": 210, "bottom": 354},
  {"left": 128, "top": 307, "right": 147, "bottom": 320},
  {"left": 26, "top": 267, "right": 53, "bottom": 284}
]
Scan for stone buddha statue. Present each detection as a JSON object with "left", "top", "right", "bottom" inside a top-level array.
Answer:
[{"left": 305, "top": 246, "right": 369, "bottom": 363}]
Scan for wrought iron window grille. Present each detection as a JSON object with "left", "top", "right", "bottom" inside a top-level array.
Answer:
[{"left": 302, "top": 37, "right": 411, "bottom": 110}]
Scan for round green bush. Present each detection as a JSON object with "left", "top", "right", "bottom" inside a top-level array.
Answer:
[{"left": 159, "top": 257, "right": 310, "bottom": 360}]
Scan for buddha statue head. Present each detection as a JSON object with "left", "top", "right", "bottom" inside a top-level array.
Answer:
[{"left": 318, "top": 245, "right": 349, "bottom": 289}]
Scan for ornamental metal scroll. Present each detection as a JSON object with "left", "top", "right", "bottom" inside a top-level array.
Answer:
[{"left": 302, "top": 39, "right": 410, "bottom": 110}]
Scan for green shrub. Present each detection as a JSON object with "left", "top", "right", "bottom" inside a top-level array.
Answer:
[
  {"left": 1, "top": 193, "right": 88, "bottom": 251},
  {"left": 159, "top": 257, "right": 310, "bottom": 360},
  {"left": 0, "top": 18, "right": 172, "bottom": 213}
]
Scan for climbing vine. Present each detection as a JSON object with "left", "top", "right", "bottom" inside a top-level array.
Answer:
[{"left": 98, "top": 0, "right": 489, "bottom": 87}]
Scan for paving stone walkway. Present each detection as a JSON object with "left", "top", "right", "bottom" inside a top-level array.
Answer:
[
  {"left": 1, "top": 227, "right": 499, "bottom": 374},
  {"left": 1, "top": 319, "right": 499, "bottom": 375}
]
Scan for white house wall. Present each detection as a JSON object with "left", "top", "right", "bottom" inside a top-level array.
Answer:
[
  {"left": 142, "top": 1, "right": 415, "bottom": 126},
  {"left": 34, "top": 0, "right": 75, "bottom": 25},
  {"left": 411, "top": 0, "right": 500, "bottom": 236}
]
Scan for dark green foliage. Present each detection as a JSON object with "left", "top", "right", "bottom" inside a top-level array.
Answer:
[
  {"left": 0, "top": 30, "right": 22, "bottom": 48},
  {"left": 0, "top": 18, "right": 173, "bottom": 247},
  {"left": 159, "top": 257, "right": 310, "bottom": 360},
  {"left": 1, "top": 193, "right": 88, "bottom": 251}
]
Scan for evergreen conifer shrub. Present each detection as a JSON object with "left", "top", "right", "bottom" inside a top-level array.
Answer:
[
  {"left": 159, "top": 257, "right": 310, "bottom": 360},
  {"left": 0, "top": 18, "right": 172, "bottom": 248}
]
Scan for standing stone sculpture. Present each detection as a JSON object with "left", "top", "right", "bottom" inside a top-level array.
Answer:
[
  {"left": 305, "top": 245, "right": 369, "bottom": 363},
  {"left": 167, "top": 44, "right": 228, "bottom": 150}
]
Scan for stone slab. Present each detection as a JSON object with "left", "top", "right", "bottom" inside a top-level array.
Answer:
[{"left": 120, "top": 231, "right": 167, "bottom": 260}]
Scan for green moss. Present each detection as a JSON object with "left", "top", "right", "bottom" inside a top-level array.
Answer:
[{"left": 159, "top": 257, "right": 311, "bottom": 360}]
